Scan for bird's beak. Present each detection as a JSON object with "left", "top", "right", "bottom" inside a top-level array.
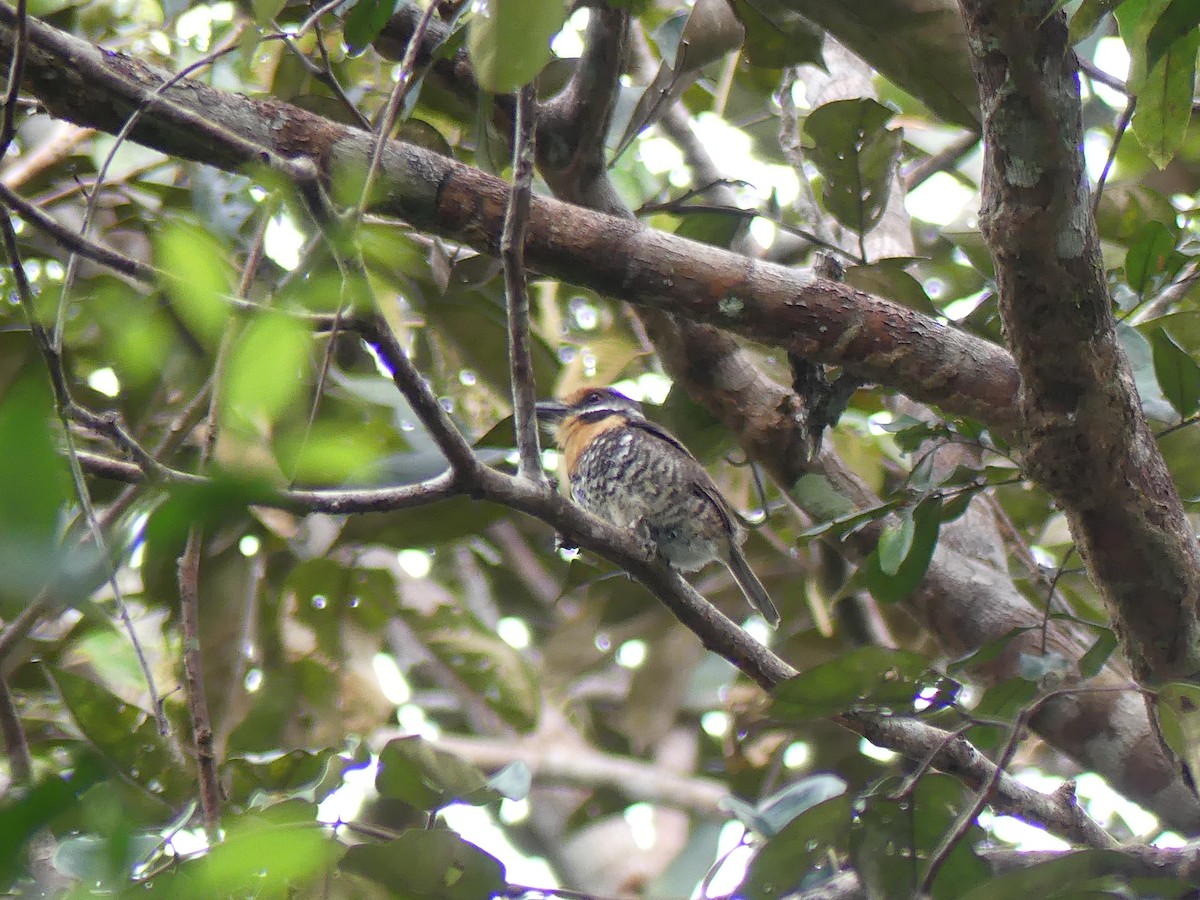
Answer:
[{"left": 534, "top": 399, "right": 569, "bottom": 424}]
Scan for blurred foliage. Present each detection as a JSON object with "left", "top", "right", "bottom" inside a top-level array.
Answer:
[{"left": 0, "top": 0, "right": 1199, "bottom": 896}]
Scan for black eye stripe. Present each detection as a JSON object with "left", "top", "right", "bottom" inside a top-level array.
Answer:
[{"left": 577, "top": 407, "right": 620, "bottom": 423}]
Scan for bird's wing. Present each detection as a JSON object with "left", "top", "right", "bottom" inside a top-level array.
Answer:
[{"left": 626, "top": 420, "right": 743, "bottom": 536}]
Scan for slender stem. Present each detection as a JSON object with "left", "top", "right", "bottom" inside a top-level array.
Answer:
[
  {"left": 353, "top": 0, "right": 439, "bottom": 221},
  {"left": 502, "top": 82, "right": 545, "bottom": 484},
  {"left": 0, "top": 675, "right": 31, "bottom": 785},
  {"left": 178, "top": 530, "right": 220, "bottom": 840},
  {"left": 0, "top": 0, "right": 26, "bottom": 155}
]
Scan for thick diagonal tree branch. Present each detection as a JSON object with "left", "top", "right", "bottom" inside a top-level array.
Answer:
[
  {"left": 958, "top": 0, "right": 1200, "bottom": 683},
  {"left": 0, "top": 3, "right": 1016, "bottom": 429}
]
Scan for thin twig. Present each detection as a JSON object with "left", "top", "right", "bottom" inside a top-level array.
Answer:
[
  {"left": 0, "top": 180, "right": 157, "bottom": 283},
  {"left": 178, "top": 530, "right": 220, "bottom": 840},
  {"left": 0, "top": 675, "right": 32, "bottom": 785},
  {"left": 354, "top": 0, "right": 439, "bottom": 222},
  {"left": 357, "top": 317, "right": 481, "bottom": 477},
  {"left": 0, "top": 0, "right": 26, "bottom": 154},
  {"left": 502, "top": 82, "right": 545, "bottom": 484},
  {"left": 903, "top": 131, "right": 980, "bottom": 191},
  {"left": 1090, "top": 96, "right": 1134, "bottom": 221}
]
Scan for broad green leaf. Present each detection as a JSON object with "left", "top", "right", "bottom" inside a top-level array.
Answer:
[
  {"left": 947, "top": 627, "right": 1034, "bottom": 675},
  {"left": 225, "top": 749, "right": 349, "bottom": 806},
  {"left": 877, "top": 507, "right": 915, "bottom": 576},
  {"left": 1116, "top": 0, "right": 1198, "bottom": 168},
  {"left": 843, "top": 262, "right": 938, "bottom": 315},
  {"left": 375, "top": 736, "right": 493, "bottom": 811},
  {"left": 851, "top": 775, "right": 988, "bottom": 900},
  {"left": 969, "top": 678, "right": 1039, "bottom": 748},
  {"left": 0, "top": 377, "right": 69, "bottom": 613},
  {"left": 142, "top": 801, "right": 341, "bottom": 897},
  {"left": 155, "top": 219, "right": 233, "bottom": 346},
  {"left": 741, "top": 795, "right": 853, "bottom": 899},
  {"left": 0, "top": 754, "right": 105, "bottom": 883},
  {"left": 674, "top": 209, "right": 746, "bottom": 248},
  {"left": 1078, "top": 628, "right": 1119, "bottom": 679},
  {"left": 673, "top": 0, "right": 746, "bottom": 73},
  {"left": 222, "top": 313, "right": 309, "bottom": 427},
  {"left": 959, "top": 848, "right": 1190, "bottom": 899},
  {"left": 251, "top": 0, "right": 287, "bottom": 27},
  {"left": 424, "top": 288, "right": 559, "bottom": 397},
  {"left": 344, "top": 0, "right": 400, "bottom": 55},
  {"left": 802, "top": 98, "right": 902, "bottom": 237},
  {"left": 1150, "top": 327, "right": 1200, "bottom": 418},
  {"left": 1156, "top": 682, "right": 1200, "bottom": 782},
  {"left": 730, "top": 0, "right": 822, "bottom": 68},
  {"left": 1125, "top": 220, "right": 1179, "bottom": 293},
  {"left": 862, "top": 495, "right": 943, "bottom": 603},
  {"left": 52, "top": 832, "right": 162, "bottom": 884},
  {"left": 771, "top": 646, "right": 931, "bottom": 720},
  {"left": 287, "top": 559, "right": 394, "bottom": 659},
  {"left": 417, "top": 610, "right": 541, "bottom": 731},
  {"left": 341, "top": 829, "right": 506, "bottom": 898},
  {"left": 748, "top": 775, "right": 848, "bottom": 837},
  {"left": 779, "top": 0, "right": 980, "bottom": 128},
  {"left": 48, "top": 668, "right": 190, "bottom": 805},
  {"left": 1146, "top": 0, "right": 1200, "bottom": 71},
  {"left": 467, "top": 0, "right": 567, "bottom": 93},
  {"left": 1119, "top": 321, "right": 1176, "bottom": 421}
]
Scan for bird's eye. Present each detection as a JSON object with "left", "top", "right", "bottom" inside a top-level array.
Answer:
[{"left": 584, "top": 391, "right": 603, "bottom": 404}]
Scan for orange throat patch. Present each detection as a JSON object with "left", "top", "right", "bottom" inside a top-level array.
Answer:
[{"left": 556, "top": 413, "right": 625, "bottom": 476}]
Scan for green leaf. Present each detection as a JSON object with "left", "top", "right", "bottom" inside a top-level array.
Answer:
[
  {"left": 1079, "top": 628, "right": 1118, "bottom": 679},
  {"left": 341, "top": 829, "right": 506, "bottom": 898},
  {"left": 1156, "top": 682, "right": 1200, "bottom": 780},
  {"left": 771, "top": 646, "right": 931, "bottom": 720},
  {"left": 851, "top": 775, "right": 988, "bottom": 900},
  {"left": 225, "top": 749, "right": 347, "bottom": 805},
  {"left": 0, "top": 753, "right": 105, "bottom": 883},
  {"left": 222, "top": 313, "right": 310, "bottom": 428},
  {"left": 155, "top": 219, "right": 233, "bottom": 347},
  {"left": 425, "top": 288, "right": 559, "bottom": 397},
  {"left": 1146, "top": 0, "right": 1200, "bottom": 71},
  {"left": 1150, "top": 327, "right": 1200, "bottom": 418},
  {"left": 1116, "top": 0, "right": 1199, "bottom": 168},
  {"left": 729, "top": 0, "right": 821, "bottom": 68},
  {"left": 843, "top": 262, "right": 939, "bottom": 316},
  {"left": 862, "top": 495, "right": 943, "bottom": 603},
  {"left": 143, "top": 801, "right": 341, "bottom": 897},
  {"left": 48, "top": 668, "right": 191, "bottom": 806},
  {"left": 251, "top": 0, "right": 286, "bottom": 27},
  {"left": 1125, "top": 220, "right": 1179, "bottom": 293},
  {"left": 802, "top": 98, "right": 902, "bottom": 237},
  {"left": 467, "top": 0, "right": 568, "bottom": 93},
  {"left": 344, "top": 0, "right": 400, "bottom": 55},
  {"left": 740, "top": 795, "right": 853, "bottom": 899},
  {"left": 877, "top": 507, "right": 915, "bottom": 576},
  {"left": 1068, "top": 0, "right": 1124, "bottom": 44},
  {"left": 287, "top": 559, "right": 394, "bottom": 659},
  {"left": 0, "top": 377, "right": 70, "bottom": 613},
  {"left": 748, "top": 775, "right": 848, "bottom": 837},
  {"left": 375, "top": 736, "right": 493, "bottom": 811},
  {"left": 959, "top": 848, "right": 1187, "bottom": 899}
]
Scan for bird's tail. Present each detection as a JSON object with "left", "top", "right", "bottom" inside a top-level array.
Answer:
[{"left": 726, "top": 544, "right": 780, "bottom": 627}]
